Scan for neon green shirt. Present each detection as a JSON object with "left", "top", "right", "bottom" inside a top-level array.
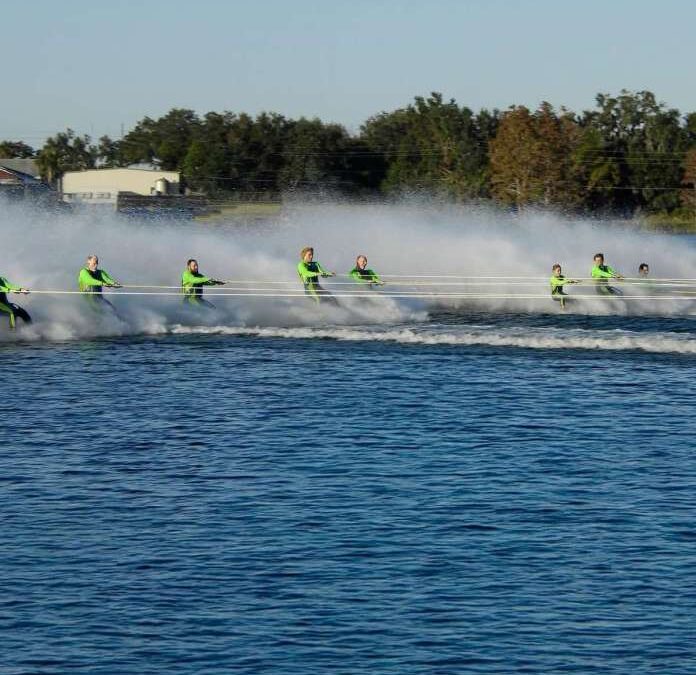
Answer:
[
  {"left": 78, "top": 267, "right": 117, "bottom": 293},
  {"left": 182, "top": 269, "right": 217, "bottom": 297},
  {"left": 0, "top": 276, "right": 21, "bottom": 293},
  {"left": 591, "top": 264, "right": 617, "bottom": 279},
  {"left": 0, "top": 276, "right": 22, "bottom": 304},
  {"left": 349, "top": 267, "right": 381, "bottom": 283},
  {"left": 550, "top": 275, "right": 572, "bottom": 295},
  {"left": 297, "top": 261, "right": 330, "bottom": 283}
]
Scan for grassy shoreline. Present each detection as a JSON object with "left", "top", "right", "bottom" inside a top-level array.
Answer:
[
  {"left": 641, "top": 214, "right": 696, "bottom": 233},
  {"left": 192, "top": 199, "right": 696, "bottom": 232},
  {"left": 195, "top": 201, "right": 282, "bottom": 223}
]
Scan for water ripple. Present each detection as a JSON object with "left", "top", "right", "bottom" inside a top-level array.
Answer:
[{"left": 2, "top": 332, "right": 696, "bottom": 674}]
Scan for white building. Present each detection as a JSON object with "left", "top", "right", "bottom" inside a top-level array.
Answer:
[{"left": 60, "top": 168, "right": 181, "bottom": 206}]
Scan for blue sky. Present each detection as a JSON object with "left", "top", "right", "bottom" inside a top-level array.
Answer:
[{"left": 3, "top": 0, "right": 695, "bottom": 146}]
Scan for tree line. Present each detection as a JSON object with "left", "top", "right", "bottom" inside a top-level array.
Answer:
[{"left": 3, "top": 89, "right": 696, "bottom": 215}]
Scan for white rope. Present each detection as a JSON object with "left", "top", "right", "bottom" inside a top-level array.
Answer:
[
  {"left": 111, "top": 278, "right": 696, "bottom": 289},
  {"left": 20, "top": 289, "right": 696, "bottom": 301},
  {"left": 377, "top": 274, "right": 696, "bottom": 282},
  {"left": 11, "top": 274, "right": 696, "bottom": 302}
]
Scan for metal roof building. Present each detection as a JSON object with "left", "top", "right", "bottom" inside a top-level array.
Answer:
[
  {"left": 0, "top": 158, "right": 40, "bottom": 178},
  {"left": 60, "top": 168, "right": 181, "bottom": 206},
  {"left": 0, "top": 161, "right": 51, "bottom": 201}
]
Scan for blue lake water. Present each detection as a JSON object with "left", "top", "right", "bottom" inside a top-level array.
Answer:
[{"left": 3, "top": 310, "right": 696, "bottom": 674}]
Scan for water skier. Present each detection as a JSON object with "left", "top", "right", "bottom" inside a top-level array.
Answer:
[
  {"left": 636, "top": 261, "right": 660, "bottom": 296},
  {"left": 591, "top": 253, "right": 624, "bottom": 296},
  {"left": 0, "top": 274, "right": 31, "bottom": 329},
  {"left": 297, "top": 247, "right": 338, "bottom": 305},
  {"left": 549, "top": 263, "right": 579, "bottom": 310},
  {"left": 78, "top": 255, "right": 122, "bottom": 313},
  {"left": 349, "top": 255, "right": 383, "bottom": 287},
  {"left": 182, "top": 259, "right": 225, "bottom": 309}
]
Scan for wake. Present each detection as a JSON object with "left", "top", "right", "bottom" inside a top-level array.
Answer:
[{"left": 168, "top": 323, "right": 696, "bottom": 355}]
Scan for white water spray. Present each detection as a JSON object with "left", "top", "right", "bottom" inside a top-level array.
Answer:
[{"left": 2, "top": 197, "right": 696, "bottom": 348}]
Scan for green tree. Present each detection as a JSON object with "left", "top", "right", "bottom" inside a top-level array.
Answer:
[
  {"left": 361, "top": 93, "right": 493, "bottom": 198},
  {"left": 279, "top": 118, "right": 353, "bottom": 192},
  {"left": 360, "top": 107, "right": 410, "bottom": 192},
  {"left": 0, "top": 141, "right": 35, "bottom": 158},
  {"left": 119, "top": 109, "right": 200, "bottom": 170},
  {"left": 489, "top": 103, "right": 583, "bottom": 208},
  {"left": 224, "top": 112, "right": 288, "bottom": 194},
  {"left": 36, "top": 129, "right": 96, "bottom": 183},
  {"left": 681, "top": 147, "right": 696, "bottom": 212},
  {"left": 182, "top": 112, "right": 237, "bottom": 195},
  {"left": 580, "top": 90, "right": 687, "bottom": 213},
  {"left": 571, "top": 125, "right": 622, "bottom": 211},
  {"left": 96, "top": 135, "right": 121, "bottom": 167},
  {"left": 340, "top": 137, "right": 387, "bottom": 193},
  {"left": 685, "top": 112, "right": 696, "bottom": 147}
]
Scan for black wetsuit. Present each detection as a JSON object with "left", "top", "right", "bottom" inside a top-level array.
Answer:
[{"left": 0, "top": 278, "right": 31, "bottom": 329}]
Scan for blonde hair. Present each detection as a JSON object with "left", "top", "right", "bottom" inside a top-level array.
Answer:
[
  {"left": 300, "top": 247, "right": 314, "bottom": 259},
  {"left": 356, "top": 254, "right": 367, "bottom": 265}
]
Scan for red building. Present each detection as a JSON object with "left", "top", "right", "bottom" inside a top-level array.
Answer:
[{"left": 0, "top": 160, "right": 52, "bottom": 201}]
